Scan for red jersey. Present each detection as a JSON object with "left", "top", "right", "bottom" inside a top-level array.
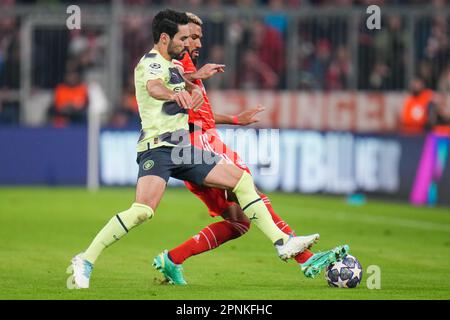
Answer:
[{"left": 173, "top": 53, "right": 216, "bottom": 131}]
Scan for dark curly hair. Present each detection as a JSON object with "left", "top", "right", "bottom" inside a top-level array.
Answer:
[{"left": 152, "top": 9, "right": 189, "bottom": 44}]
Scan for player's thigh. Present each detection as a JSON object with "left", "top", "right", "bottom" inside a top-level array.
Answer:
[
  {"left": 216, "top": 140, "right": 251, "bottom": 175},
  {"left": 135, "top": 175, "right": 166, "bottom": 211},
  {"left": 203, "top": 159, "right": 243, "bottom": 189},
  {"left": 135, "top": 147, "right": 172, "bottom": 210},
  {"left": 185, "top": 181, "right": 234, "bottom": 217}
]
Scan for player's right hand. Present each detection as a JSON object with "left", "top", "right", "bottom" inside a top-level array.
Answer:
[
  {"left": 236, "top": 105, "right": 266, "bottom": 126},
  {"left": 172, "top": 91, "right": 193, "bottom": 110}
]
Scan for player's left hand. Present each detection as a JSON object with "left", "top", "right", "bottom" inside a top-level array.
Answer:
[
  {"left": 191, "top": 87, "right": 204, "bottom": 111},
  {"left": 236, "top": 105, "right": 265, "bottom": 126},
  {"left": 196, "top": 63, "right": 226, "bottom": 80}
]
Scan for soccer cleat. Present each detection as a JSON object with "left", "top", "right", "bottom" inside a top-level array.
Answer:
[
  {"left": 275, "top": 233, "right": 320, "bottom": 261},
  {"left": 66, "top": 253, "right": 94, "bottom": 289},
  {"left": 301, "top": 244, "right": 350, "bottom": 279},
  {"left": 153, "top": 250, "right": 187, "bottom": 285}
]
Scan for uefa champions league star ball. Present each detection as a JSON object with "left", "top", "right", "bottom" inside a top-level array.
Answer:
[{"left": 325, "top": 254, "right": 363, "bottom": 288}]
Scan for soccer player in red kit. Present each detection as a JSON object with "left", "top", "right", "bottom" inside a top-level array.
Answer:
[{"left": 153, "top": 12, "right": 349, "bottom": 285}]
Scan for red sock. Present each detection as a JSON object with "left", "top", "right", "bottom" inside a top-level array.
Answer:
[
  {"left": 168, "top": 220, "right": 250, "bottom": 265},
  {"left": 259, "top": 194, "right": 314, "bottom": 264}
]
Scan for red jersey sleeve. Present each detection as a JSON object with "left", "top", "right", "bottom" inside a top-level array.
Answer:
[
  {"left": 172, "top": 59, "right": 185, "bottom": 73},
  {"left": 180, "top": 52, "right": 197, "bottom": 74}
]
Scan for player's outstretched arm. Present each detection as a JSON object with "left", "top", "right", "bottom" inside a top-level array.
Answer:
[
  {"left": 184, "top": 63, "right": 225, "bottom": 82},
  {"left": 214, "top": 105, "right": 265, "bottom": 126}
]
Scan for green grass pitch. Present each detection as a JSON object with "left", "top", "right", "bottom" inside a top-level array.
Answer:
[{"left": 1, "top": 187, "right": 449, "bottom": 300}]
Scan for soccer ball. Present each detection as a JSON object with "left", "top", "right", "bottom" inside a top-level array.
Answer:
[{"left": 325, "top": 254, "right": 363, "bottom": 288}]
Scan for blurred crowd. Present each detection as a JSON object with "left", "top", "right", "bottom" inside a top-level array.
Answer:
[{"left": 1, "top": 0, "right": 450, "bottom": 127}]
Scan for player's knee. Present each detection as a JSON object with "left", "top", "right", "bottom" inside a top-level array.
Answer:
[
  {"left": 118, "top": 203, "right": 154, "bottom": 230},
  {"left": 232, "top": 171, "right": 255, "bottom": 195},
  {"left": 239, "top": 219, "right": 251, "bottom": 231},
  {"left": 132, "top": 203, "right": 154, "bottom": 223},
  {"left": 229, "top": 219, "right": 251, "bottom": 235}
]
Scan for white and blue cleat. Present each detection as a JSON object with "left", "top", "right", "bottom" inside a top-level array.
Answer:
[
  {"left": 275, "top": 233, "right": 320, "bottom": 261},
  {"left": 66, "top": 253, "right": 93, "bottom": 289}
]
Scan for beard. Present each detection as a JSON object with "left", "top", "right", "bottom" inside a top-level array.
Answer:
[
  {"left": 168, "top": 40, "right": 186, "bottom": 60},
  {"left": 189, "top": 50, "right": 199, "bottom": 65},
  {"left": 189, "top": 50, "right": 198, "bottom": 66}
]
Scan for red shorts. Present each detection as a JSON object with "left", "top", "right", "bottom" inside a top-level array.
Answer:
[{"left": 185, "top": 129, "right": 251, "bottom": 217}]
